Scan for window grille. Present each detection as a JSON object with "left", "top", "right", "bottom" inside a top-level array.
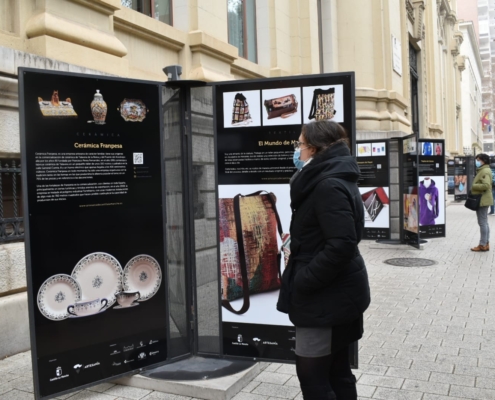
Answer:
[{"left": 0, "top": 159, "right": 24, "bottom": 243}]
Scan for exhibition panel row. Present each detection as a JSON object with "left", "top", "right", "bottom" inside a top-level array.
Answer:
[{"left": 21, "top": 69, "right": 446, "bottom": 400}]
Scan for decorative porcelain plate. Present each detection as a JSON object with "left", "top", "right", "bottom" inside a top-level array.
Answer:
[
  {"left": 37, "top": 274, "right": 82, "bottom": 321},
  {"left": 123, "top": 255, "right": 162, "bottom": 301},
  {"left": 71, "top": 252, "right": 123, "bottom": 307},
  {"left": 118, "top": 99, "right": 148, "bottom": 122}
]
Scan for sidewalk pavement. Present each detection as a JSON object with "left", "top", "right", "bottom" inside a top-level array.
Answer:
[{"left": 2, "top": 201, "right": 495, "bottom": 400}]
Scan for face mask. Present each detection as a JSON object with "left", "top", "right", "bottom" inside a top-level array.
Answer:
[
  {"left": 423, "top": 179, "right": 431, "bottom": 188},
  {"left": 476, "top": 160, "right": 482, "bottom": 168},
  {"left": 293, "top": 149, "right": 305, "bottom": 170}
]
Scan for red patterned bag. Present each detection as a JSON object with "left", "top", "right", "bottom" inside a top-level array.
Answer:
[{"left": 219, "top": 191, "right": 285, "bottom": 314}]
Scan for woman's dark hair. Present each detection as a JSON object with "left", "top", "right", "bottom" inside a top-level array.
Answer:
[
  {"left": 301, "top": 120, "right": 350, "bottom": 153},
  {"left": 301, "top": 120, "right": 349, "bottom": 153},
  {"left": 477, "top": 153, "right": 490, "bottom": 165}
]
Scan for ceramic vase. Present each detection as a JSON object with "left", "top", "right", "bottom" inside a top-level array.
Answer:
[{"left": 91, "top": 90, "right": 107, "bottom": 125}]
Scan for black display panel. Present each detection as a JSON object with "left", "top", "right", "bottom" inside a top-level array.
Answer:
[
  {"left": 454, "top": 156, "right": 469, "bottom": 201},
  {"left": 19, "top": 69, "right": 168, "bottom": 399},
  {"left": 400, "top": 135, "right": 420, "bottom": 248},
  {"left": 447, "top": 160, "right": 455, "bottom": 195},
  {"left": 214, "top": 73, "right": 355, "bottom": 361},
  {"left": 418, "top": 139, "right": 445, "bottom": 238},
  {"left": 356, "top": 140, "right": 390, "bottom": 240}
]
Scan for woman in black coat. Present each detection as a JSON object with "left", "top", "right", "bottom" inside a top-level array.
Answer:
[{"left": 277, "top": 120, "right": 371, "bottom": 400}]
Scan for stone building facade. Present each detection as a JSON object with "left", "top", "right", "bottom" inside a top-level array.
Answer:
[{"left": 0, "top": 0, "right": 472, "bottom": 357}]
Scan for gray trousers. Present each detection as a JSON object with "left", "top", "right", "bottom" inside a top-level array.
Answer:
[{"left": 476, "top": 206, "right": 490, "bottom": 246}]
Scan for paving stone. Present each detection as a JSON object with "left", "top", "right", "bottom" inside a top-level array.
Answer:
[
  {"left": 102, "top": 385, "right": 152, "bottom": 399},
  {"left": 359, "top": 347, "right": 398, "bottom": 358},
  {"left": 421, "top": 395, "right": 467, "bottom": 400},
  {"left": 0, "top": 390, "right": 34, "bottom": 400},
  {"left": 251, "top": 383, "right": 300, "bottom": 399},
  {"left": 371, "top": 387, "right": 423, "bottom": 400},
  {"left": 357, "top": 374, "right": 403, "bottom": 389},
  {"left": 282, "top": 376, "right": 300, "bottom": 388},
  {"left": 454, "top": 364, "right": 495, "bottom": 378},
  {"left": 87, "top": 383, "right": 116, "bottom": 393},
  {"left": 429, "top": 371, "right": 475, "bottom": 387},
  {"left": 385, "top": 367, "right": 430, "bottom": 381},
  {"left": 64, "top": 391, "right": 117, "bottom": 400},
  {"left": 56, "top": 390, "right": 82, "bottom": 399},
  {"left": 263, "top": 364, "right": 280, "bottom": 372},
  {"left": 369, "top": 356, "right": 412, "bottom": 369},
  {"left": 231, "top": 393, "right": 269, "bottom": 400},
  {"left": 409, "top": 361, "right": 454, "bottom": 374},
  {"left": 274, "top": 364, "right": 296, "bottom": 375},
  {"left": 355, "top": 364, "right": 388, "bottom": 376},
  {"left": 241, "top": 381, "right": 262, "bottom": 393},
  {"left": 477, "top": 377, "right": 495, "bottom": 390},
  {"left": 435, "top": 354, "right": 479, "bottom": 367},
  {"left": 253, "top": 371, "right": 292, "bottom": 385},
  {"left": 141, "top": 393, "right": 191, "bottom": 400},
  {"left": 356, "top": 384, "right": 376, "bottom": 398},
  {"left": 396, "top": 350, "right": 437, "bottom": 362},
  {"left": 401, "top": 379, "right": 450, "bottom": 395},
  {"left": 450, "top": 384, "right": 495, "bottom": 399}
]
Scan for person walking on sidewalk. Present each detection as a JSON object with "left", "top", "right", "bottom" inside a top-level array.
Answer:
[
  {"left": 277, "top": 120, "right": 370, "bottom": 400},
  {"left": 471, "top": 153, "right": 494, "bottom": 252}
]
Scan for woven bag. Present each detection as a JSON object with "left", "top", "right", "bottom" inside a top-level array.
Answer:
[
  {"left": 219, "top": 191, "right": 285, "bottom": 314},
  {"left": 308, "top": 88, "right": 336, "bottom": 121},
  {"left": 231, "top": 93, "right": 252, "bottom": 125}
]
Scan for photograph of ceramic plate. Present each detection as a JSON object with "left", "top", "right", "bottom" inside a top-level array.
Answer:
[
  {"left": 118, "top": 99, "right": 148, "bottom": 122},
  {"left": 37, "top": 274, "right": 82, "bottom": 321},
  {"left": 72, "top": 252, "right": 123, "bottom": 307},
  {"left": 123, "top": 255, "right": 162, "bottom": 301}
]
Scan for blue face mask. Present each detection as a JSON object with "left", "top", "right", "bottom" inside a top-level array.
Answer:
[
  {"left": 476, "top": 160, "right": 482, "bottom": 168},
  {"left": 293, "top": 149, "right": 305, "bottom": 170}
]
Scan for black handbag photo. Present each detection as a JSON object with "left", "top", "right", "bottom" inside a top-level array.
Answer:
[{"left": 464, "top": 192, "right": 482, "bottom": 211}]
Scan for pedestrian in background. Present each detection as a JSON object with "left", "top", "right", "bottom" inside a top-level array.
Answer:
[
  {"left": 277, "top": 120, "right": 370, "bottom": 400},
  {"left": 471, "top": 153, "right": 494, "bottom": 251}
]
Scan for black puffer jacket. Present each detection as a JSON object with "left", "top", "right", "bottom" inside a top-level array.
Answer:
[{"left": 277, "top": 141, "right": 371, "bottom": 328}]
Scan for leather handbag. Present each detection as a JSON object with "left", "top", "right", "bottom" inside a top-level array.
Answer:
[
  {"left": 308, "top": 88, "right": 336, "bottom": 121},
  {"left": 231, "top": 93, "right": 252, "bottom": 125},
  {"left": 219, "top": 191, "right": 286, "bottom": 314},
  {"left": 264, "top": 94, "right": 298, "bottom": 119},
  {"left": 464, "top": 191, "right": 482, "bottom": 211}
]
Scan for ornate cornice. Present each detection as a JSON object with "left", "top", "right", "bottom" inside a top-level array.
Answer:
[
  {"left": 410, "top": 1, "right": 425, "bottom": 42},
  {"left": 407, "top": 0, "right": 415, "bottom": 23}
]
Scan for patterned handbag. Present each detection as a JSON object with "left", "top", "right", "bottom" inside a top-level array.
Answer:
[
  {"left": 308, "top": 88, "right": 336, "bottom": 121},
  {"left": 264, "top": 94, "right": 298, "bottom": 119},
  {"left": 231, "top": 93, "right": 252, "bottom": 125},
  {"left": 219, "top": 191, "right": 285, "bottom": 314}
]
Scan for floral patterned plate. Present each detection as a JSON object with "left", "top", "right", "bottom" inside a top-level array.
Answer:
[
  {"left": 37, "top": 274, "right": 82, "bottom": 321},
  {"left": 123, "top": 255, "right": 162, "bottom": 301},
  {"left": 71, "top": 252, "right": 123, "bottom": 307},
  {"left": 118, "top": 99, "right": 148, "bottom": 122}
]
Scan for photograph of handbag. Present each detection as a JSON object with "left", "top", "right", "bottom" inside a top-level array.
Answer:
[
  {"left": 361, "top": 188, "right": 389, "bottom": 222},
  {"left": 231, "top": 93, "right": 252, "bottom": 125},
  {"left": 264, "top": 94, "right": 298, "bottom": 119},
  {"left": 464, "top": 191, "right": 482, "bottom": 211},
  {"left": 308, "top": 88, "right": 336, "bottom": 121},
  {"left": 219, "top": 191, "right": 285, "bottom": 314}
]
